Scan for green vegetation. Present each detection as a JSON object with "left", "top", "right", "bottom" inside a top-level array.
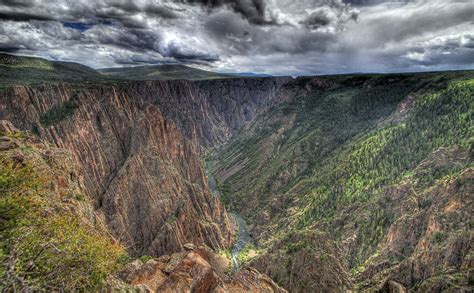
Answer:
[
  {"left": 39, "top": 101, "right": 79, "bottom": 127},
  {"left": 213, "top": 72, "right": 473, "bottom": 222},
  {"left": 0, "top": 154, "right": 126, "bottom": 290},
  {"left": 215, "top": 176, "right": 232, "bottom": 208},
  {"left": 300, "top": 79, "right": 473, "bottom": 224},
  {"left": 237, "top": 243, "right": 257, "bottom": 264},
  {"left": 211, "top": 72, "right": 474, "bottom": 289},
  {"left": 431, "top": 232, "right": 446, "bottom": 245},
  {"left": 99, "top": 64, "right": 234, "bottom": 81},
  {"left": 0, "top": 53, "right": 113, "bottom": 88},
  {"left": 139, "top": 255, "right": 153, "bottom": 263}
]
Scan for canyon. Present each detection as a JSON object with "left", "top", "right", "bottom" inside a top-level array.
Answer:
[
  {"left": 0, "top": 77, "right": 289, "bottom": 257},
  {"left": 0, "top": 54, "right": 473, "bottom": 292}
]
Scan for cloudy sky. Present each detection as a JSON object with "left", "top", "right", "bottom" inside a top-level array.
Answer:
[{"left": 0, "top": 0, "right": 473, "bottom": 75}]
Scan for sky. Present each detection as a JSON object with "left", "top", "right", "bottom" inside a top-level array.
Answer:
[{"left": 0, "top": 0, "right": 473, "bottom": 75}]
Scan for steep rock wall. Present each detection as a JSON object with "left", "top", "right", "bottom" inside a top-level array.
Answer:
[
  {"left": 124, "top": 77, "right": 291, "bottom": 150},
  {"left": 0, "top": 83, "right": 231, "bottom": 256},
  {"left": 0, "top": 77, "right": 291, "bottom": 256}
]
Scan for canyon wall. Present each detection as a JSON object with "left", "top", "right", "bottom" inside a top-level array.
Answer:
[
  {"left": 209, "top": 73, "right": 474, "bottom": 292},
  {"left": 0, "top": 78, "right": 290, "bottom": 257},
  {"left": 124, "top": 77, "right": 291, "bottom": 150},
  {"left": 1, "top": 83, "right": 212, "bottom": 257}
]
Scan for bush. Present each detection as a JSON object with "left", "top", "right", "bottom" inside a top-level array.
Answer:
[
  {"left": 39, "top": 101, "right": 78, "bottom": 127},
  {"left": 139, "top": 255, "right": 152, "bottom": 263},
  {"left": 431, "top": 232, "right": 446, "bottom": 245}
]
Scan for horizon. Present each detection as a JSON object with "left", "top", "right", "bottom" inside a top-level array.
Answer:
[
  {"left": 3, "top": 52, "right": 473, "bottom": 78},
  {"left": 0, "top": 1, "right": 473, "bottom": 75}
]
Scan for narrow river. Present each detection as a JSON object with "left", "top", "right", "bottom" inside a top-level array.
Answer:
[
  {"left": 204, "top": 164, "right": 252, "bottom": 270},
  {"left": 229, "top": 212, "right": 252, "bottom": 270}
]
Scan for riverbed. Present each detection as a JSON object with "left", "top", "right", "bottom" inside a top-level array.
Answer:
[{"left": 204, "top": 164, "right": 252, "bottom": 270}]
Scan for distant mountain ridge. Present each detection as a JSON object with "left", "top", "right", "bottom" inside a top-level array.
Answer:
[
  {"left": 98, "top": 64, "right": 234, "bottom": 81},
  {"left": 0, "top": 53, "right": 107, "bottom": 87},
  {"left": 0, "top": 53, "right": 272, "bottom": 86},
  {"left": 99, "top": 65, "right": 273, "bottom": 80}
]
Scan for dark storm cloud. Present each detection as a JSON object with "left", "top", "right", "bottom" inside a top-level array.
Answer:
[
  {"left": 0, "top": 45, "right": 20, "bottom": 53},
  {"left": 0, "top": 0, "right": 219, "bottom": 65},
  {"left": 340, "top": 1, "right": 474, "bottom": 48},
  {"left": 0, "top": 0, "right": 358, "bottom": 67},
  {"left": 463, "top": 35, "right": 474, "bottom": 49},
  {"left": 0, "top": 0, "right": 472, "bottom": 73},
  {"left": 183, "top": 0, "right": 271, "bottom": 24},
  {"left": 0, "top": 0, "right": 33, "bottom": 8},
  {"left": 203, "top": 6, "right": 342, "bottom": 57},
  {"left": 0, "top": 1, "right": 178, "bottom": 26},
  {"left": 0, "top": 11, "right": 53, "bottom": 22},
  {"left": 402, "top": 34, "right": 474, "bottom": 67},
  {"left": 94, "top": 2, "right": 179, "bottom": 28},
  {"left": 342, "top": 0, "right": 411, "bottom": 6},
  {"left": 302, "top": 11, "right": 332, "bottom": 29},
  {"left": 143, "top": 5, "right": 179, "bottom": 19}
]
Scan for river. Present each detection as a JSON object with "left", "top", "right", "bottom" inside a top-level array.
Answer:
[
  {"left": 229, "top": 212, "right": 252, "bottom": 270},
  {"left": 204, "top": 163, "right": 252, "bottom": 270}
]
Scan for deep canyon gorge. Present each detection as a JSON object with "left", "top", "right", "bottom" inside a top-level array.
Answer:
[{"left": 1, "top": 54, "right": 473, "bottom": 292}]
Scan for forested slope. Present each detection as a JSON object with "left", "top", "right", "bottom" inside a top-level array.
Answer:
[{"left": 211, "top": 71, "right": 474, "bottom": 292}]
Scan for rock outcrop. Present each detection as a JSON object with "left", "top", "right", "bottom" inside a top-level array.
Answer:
[
  {"left": 119, "top": 244, "right": 287, "bottom": 292},
  {"left": 0, "top": 119, "right": 98, "bottom": 228}
]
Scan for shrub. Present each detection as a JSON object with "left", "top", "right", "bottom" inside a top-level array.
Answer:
[
  {"left": 431, "top": 232, "right": 446, "bottom": 245},
  {"left": 39, "top": 101, "right": 78, "bottom": 127},
  {"left": 139, "top": 255, "right": 152, "bottom": 263}
]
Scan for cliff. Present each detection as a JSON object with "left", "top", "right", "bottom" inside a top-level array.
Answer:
[
  {"left": 0, "top": 83, "right": 232, "bottom": 256},
  {"left": 0, "top": 76, "right": 290, "bottom": 257},
  {"left": 0, "top": 120, "right": 286, "bottom": 292},
  {"left": 124, "top": 77, "right": 291, "bottom": 150}
]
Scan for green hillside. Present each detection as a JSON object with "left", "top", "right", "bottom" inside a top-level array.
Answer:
[
  {"left": 0, "top": 54, "right": 108, "bottom": 88},
  {"left": 99, "top": 64, "right": 234, "bottom": 81},
  {"left": 210, "top": 71, "right": 474, "bottom": 291},
  {"left": 0, "top": 54, "right": 236, "bottom": 88}
]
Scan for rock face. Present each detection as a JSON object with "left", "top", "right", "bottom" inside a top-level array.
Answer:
[
  {"left": 249, "top": 230, "right": 352, "bottom": 292},
  {"left": 124, "top": 78, "right": 291, "bottom": 149},
  {"left": 0, "top": 78, "right": 290, "bottom": 257},
  {"left": 119, "top": 245, "right": 287, "bottom": 292},
  {"left": 0, "top": 118, "right": 287, "bottom": 292},
  {"left": 0, "top": 84, "right": 222, "bottom": 256},
  {"left": 354, "top": 154, "right": 473, "bottom": 292}
]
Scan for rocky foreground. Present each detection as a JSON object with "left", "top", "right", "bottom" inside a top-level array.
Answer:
[{"left": 119, "top": 244, "right": 285, "bottom": 292}]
